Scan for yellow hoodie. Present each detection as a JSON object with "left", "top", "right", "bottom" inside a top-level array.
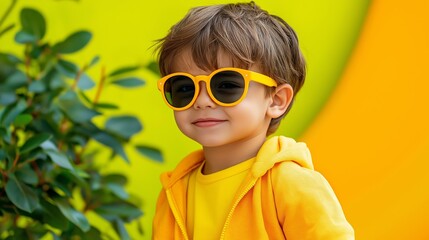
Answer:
[{"left": 152, "top": 136, "right": 354, "bottom": 239}]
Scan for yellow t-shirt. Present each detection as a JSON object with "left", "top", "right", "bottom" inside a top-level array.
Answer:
[{"left": 187, "top": 158, "right": 254, "bottom": 240}]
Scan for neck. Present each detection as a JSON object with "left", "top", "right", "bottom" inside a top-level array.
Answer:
[{"left": 201, "top": 133, "right": 267, "bottom": 174}]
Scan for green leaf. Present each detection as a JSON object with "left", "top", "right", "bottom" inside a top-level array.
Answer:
[
  {"left": 135, "top": 145, "right": 163, "bottom": 163},
  {"left": 2, "top": 71, "right": 27, "bottom": 93},
  {"left": 69, "top": 135, "right": 87, "bottom": 146},
  {"left": 108, "top": 65, "right": 140, "bottom": 77},
  {"left": 52, "top": 31, "right": 92, "bottom": 54},
  {"left": 28, "top": 80, "right": 46, "bottom": 93},
  {"left": 15, "top": 30, "right": 37, "bottom": 44},
  {"left": 146, "top": 61, "right": 160, "bottom": 76},
  {"left": 0, "top": 53, "right": 22, "bottom": 65},
  {"left": 106, "top": 183, "right": 129, "bottom": 200},
  {"left": 19, "top": 8, "right": 46, "bottom": 42},
  {"left": 62, "top": 226, "right": 102, "bottom": 240},
  {"left": 53, "top": 171, "right": 87, "bottom": 197},
  {"left": 0, "top": 126, "right": 11, "bottom": 143},
  {"left": 73, "top": 121, "right": 100, "bottom": 136},
  {"left": 58, "top": 90, "right": 100, "bottom": 123},
  {"left": 40, "top": 141, "right": 75, "bottom": 171},
  {"left": 39, "top": 140, "right": 58, "bottom": 151},
  {"left": 0, "top": 149, "right": 5, "bottom": 160},
  {"left": 0, "top": 92, "right": 16, "bottom": 105},
  {"left": 103, "top": 174, "right": 127, "bottom": 185},
  {"left": 74, "top": 168, "right": 90, "bottom": 179},
  {"left": 0, "top": 53, "right": 21, "bottom": 81},
  {"left": 20, "top": 133, "right": 51, "bottom": 154},
  {"left": 15, "top": 164, "right": 38, "bottom": 185},
  {"left": 56, "top": 198, "right": 90, "bottom": 232},
  {"left": 39, "top": 199, "right": 69, "bottom": 230},
  {"left": 4, "top": 70, "right": 27, "bottom": 90},
  {"left": 89, "top": 55, "right": 100, "bottom": 68},
  {"left": 5, "top": 174, "right": 39, "bottom": 213},
  {"left": 44, "top": 70, "right": 66, "bottom": 90},
  {"left": 78, "top": 90, "right": 92, "bottom": 105},
  {"left": 105, "top": 116, "right": 142, "bottom": 140},
  {"left": 113, "top": 218, "right": 131, "bottom": 240},
  {"left": 13, "top": 114, "right": 33, "bottom": 127},
  {"left": 93, "top": 102, "right": 119, "bottom": 110},
  {"left": 111, "top": 77, "right": 145, "bottom": 88},
  {"left": 45, "top": 149, "right": 74, "bottom": 171},
  {"left": 93, "top": 131, "right": 129, "bottom": 163},
  {"left": 77, "top": 73, "right": 95, "bottom": 90},
  {"left": 1, "top": 99, "right": 27, "bottom": 127},
  {"left": 56, "top": 59, "right": 78, "bottom": 78},
  {"left": 94, "top": 202, "right": 142, "bottom": 221},
  {"left": 88, "top": 171, "right": 102, "bottom": 190},
  {"left": 30, "top": 43, "right": 49, "bottom": 59},
  {"left": 0, "top": 108, "right": 5, "bottom": 123}
]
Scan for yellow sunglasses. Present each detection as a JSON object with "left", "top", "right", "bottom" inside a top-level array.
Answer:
[{"left": 157, "top": 67, "right": 277, "bottom": 111}]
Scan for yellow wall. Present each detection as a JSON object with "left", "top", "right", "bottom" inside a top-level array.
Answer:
[{"left": 1, "top": 0, "right": 428, "bottom": 239}]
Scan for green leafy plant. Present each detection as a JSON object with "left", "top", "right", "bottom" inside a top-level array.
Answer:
[{"left": 0, "top": 1, "right": 162, "bottom": 239}]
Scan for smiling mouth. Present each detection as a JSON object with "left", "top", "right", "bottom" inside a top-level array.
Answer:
[{"left": 192, "top": 119, "right": 226, "bottom": 127}]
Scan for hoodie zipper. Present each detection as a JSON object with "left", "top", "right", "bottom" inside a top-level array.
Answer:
[
  {"left": 219, "top": 178, "right": 257, "bottom": 240},
  {"left": 166, "top": 190, "right": 189, "bottom": 240}
]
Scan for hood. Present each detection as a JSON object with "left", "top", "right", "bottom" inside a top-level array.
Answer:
[
  {"left": 160, "top": 136, "right": 313, "bottom": 188},
  {"left": 251, "top": 136, "right": 313, "bottom": 177}
]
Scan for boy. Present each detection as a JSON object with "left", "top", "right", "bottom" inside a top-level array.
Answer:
[{"left": 153, "top": 2, "right": 354, "bottom": 239}]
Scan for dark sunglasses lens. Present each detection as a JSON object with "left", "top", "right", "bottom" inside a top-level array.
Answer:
[
  {"left": 211, "top": 71, "right": 245, "bottom": 104},
  {"left": 164, "top": 75, "right": 195, "bottom": 108}
]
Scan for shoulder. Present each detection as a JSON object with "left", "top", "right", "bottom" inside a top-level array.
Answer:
[
  {"left": 269, "top": 161, "right": 336, "bottom": 201},
  {"left": 271, "top": 161, "right": 324, "bottom": 183},
  {"left": 270, "top": 162, "right": 355, "bottom": 239}
]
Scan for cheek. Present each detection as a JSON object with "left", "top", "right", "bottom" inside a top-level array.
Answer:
[
  {"left": 229, "top": 97, "right": 269, "bottom": 121},
  {"left": 232, "top": 89, "right": 272, "bottom": 124},
  {"left": 244, "top": 86, "right": 271, "bottom": 109},
  {"left": 173, "top": 111, "right": 192, "bottom": 134},
  {"left": 173, "top": 111, "right": 185, "bottom": 127}
]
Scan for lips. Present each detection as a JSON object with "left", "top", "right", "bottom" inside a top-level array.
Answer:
[{"left": 192, "top": 118, "right": 226, "bottom": 127}]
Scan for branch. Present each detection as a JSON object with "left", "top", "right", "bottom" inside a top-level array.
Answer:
[
  {"left": 12, "top": 152, "right": 20, "bottom": 168},
  {"left": 0, "top": 23, "right": 15, "bottom": 38},
  {"left": 0, "top": 0, "right": 18, "bottom": 30},
  {"left": 93, "top": 65, "right": 106, "bottom": 104}
]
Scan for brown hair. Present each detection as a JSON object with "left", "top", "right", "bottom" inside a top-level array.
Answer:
[{"left": 155, "top": 2, "right": 306, "bottom": 135}]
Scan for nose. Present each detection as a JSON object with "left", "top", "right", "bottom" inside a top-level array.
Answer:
[{"left": 193, "top": 82, "right": 216, "bottom": 110}]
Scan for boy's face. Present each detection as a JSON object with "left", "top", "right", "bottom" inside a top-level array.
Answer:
[{"left": 171, "top": 50, "right": 275, "bottom": 148}]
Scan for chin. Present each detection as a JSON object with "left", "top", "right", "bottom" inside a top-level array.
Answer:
[{"left": 190, "top": 135, "right": 229, "bottom": 148}]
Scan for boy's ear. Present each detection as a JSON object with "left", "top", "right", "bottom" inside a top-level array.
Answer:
[{"left": 267, "top": 84, "right": 294, "bottom": 118}]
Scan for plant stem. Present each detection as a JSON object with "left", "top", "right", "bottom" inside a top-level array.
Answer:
[
  {"left": 31, "top": 161, "right": 44, "bottom": 185},
  {"left": 84, "top": 201, "right": 100, "bottom": 213},
  {"left": 12, "top": 152, "right": 20, "bottom": 168},
  {"left": 0, "top": 24, "right": 15, "bottom": 38},
  {"left": 75, "top": 144, "right": 87, "bottom": 165},
  {"left": 93, "top": 65, "right": 106, "bottom": 104},
  {"left": 24, "top": 44, "right": 32, "bottom": 83},
  {"left": 72, "top": 68, "right": 83, "bottom": 90},
  {"left": 0, "top": 0, "right": 17, "bottom": 31},
  {"left": 0, "top": 169, "right": 8, "bottom": 183}
]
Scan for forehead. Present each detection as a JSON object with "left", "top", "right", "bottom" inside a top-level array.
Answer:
[{"left": 170, "top": 48, "right": 235, "bottom": 74}]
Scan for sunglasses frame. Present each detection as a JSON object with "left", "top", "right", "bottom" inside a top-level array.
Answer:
[{"left": 157, "top": 67, "right": 278, "bottom": 111}]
